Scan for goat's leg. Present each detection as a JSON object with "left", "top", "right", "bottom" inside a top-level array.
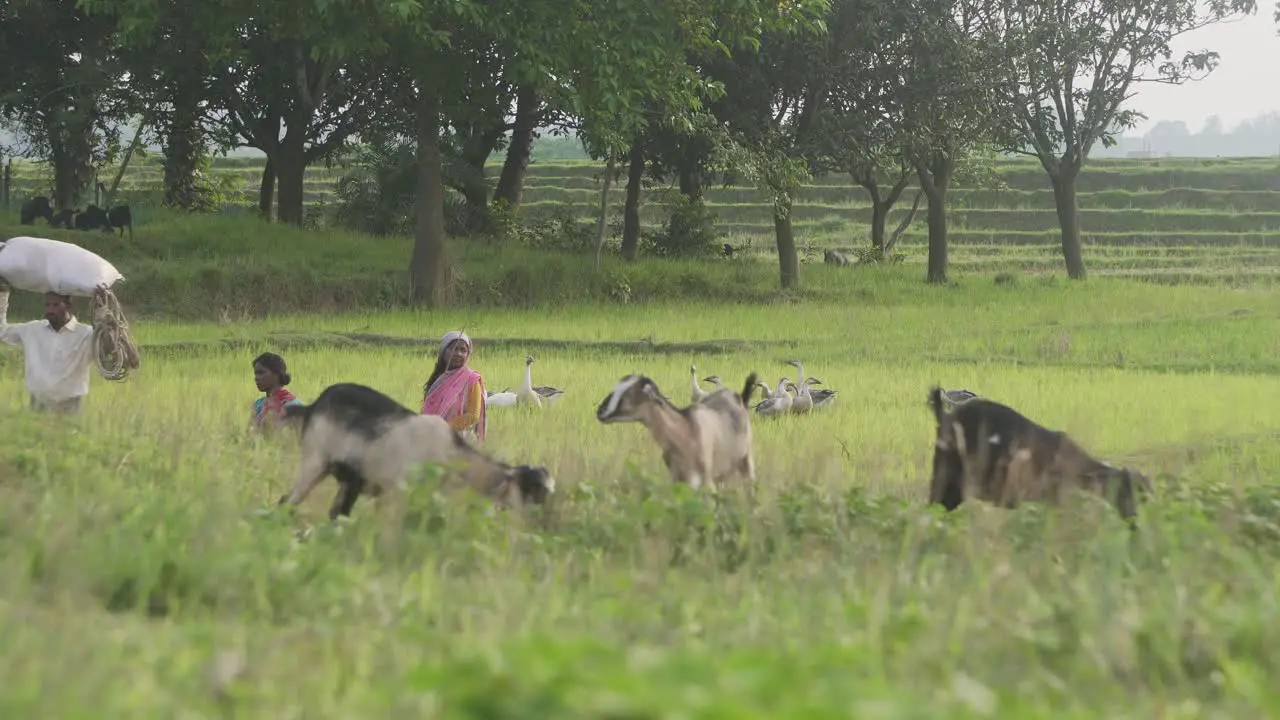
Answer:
[
  {"left": 670, "top": 462, "right": 705, "bottom": 491},
  {"left": 279, "top": 456, "right": 330, "bottom": 508},
  {"left": 328, "top": 465, "right": 367, "bottom": 520},
  {"left": 691, "top": 455, "right": 715, "bottom": 492}
]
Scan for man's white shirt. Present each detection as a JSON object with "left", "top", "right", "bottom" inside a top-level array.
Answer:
[{"left": 0, "top": 291, "right": 94, "bottom": 402}]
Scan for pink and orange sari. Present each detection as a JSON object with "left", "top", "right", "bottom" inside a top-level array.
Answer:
[{"left": 422, "top": 366, "right": 487, "bottom": 441}]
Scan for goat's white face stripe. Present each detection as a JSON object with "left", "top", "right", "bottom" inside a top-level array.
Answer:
[{"left": 602, "top": 375, "right": 643, "bottom": 417}]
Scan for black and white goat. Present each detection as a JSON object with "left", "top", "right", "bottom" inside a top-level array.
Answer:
[
  {"left": 278, "top": 383, "right": 555, "bottom": 519},
  {"left": 926, "top": 386, "right": 1151, "bottom": 523},
  {"left": 596, "top": 371, "right": 759, "bottom": 491}
]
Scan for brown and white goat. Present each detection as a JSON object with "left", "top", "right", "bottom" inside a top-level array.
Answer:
[
  {"left": 278, "top": 383, "right": 555, "bottom": 519},
  {"left": 926, "top": 386, "right": 1152, "bottom": 523},
  {"left": 596, "top": 371, "right": 759, "bottom": 491}
]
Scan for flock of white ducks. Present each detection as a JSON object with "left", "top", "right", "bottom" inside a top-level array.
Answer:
[
  {"left": 480, "top": 354, "right": 971, "bottom": 419},
  {"left": 691, "top": 359, "right": 838, "bottom": 418},
  {"left": 484, "top": 355, "right": 564, "bottom": 408}
]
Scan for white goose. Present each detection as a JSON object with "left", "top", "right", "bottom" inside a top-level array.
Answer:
[
  {"left": 785, "top": 360, "right": 813, "bottom": 414},
  {"left": 753, "top": 380, "right": 793, "bottom": 417},
  {"left": 690, "top": 364, "right": 710, "bottom": 403},
  {"left": 485, "top": 386, "right": 518, "bottom": 407},
  {"left": 702, "top": 374, "right": 724, "bottom": 390},
  {"left": 802, "top": 377, "right": 838, "bottom": 408},
  {"left": 523, "top": 355, "right": 564, "bottom": 405}
]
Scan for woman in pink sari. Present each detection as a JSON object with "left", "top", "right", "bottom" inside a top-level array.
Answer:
[{"left": 421, "top": 330, "right": 487, "bottom": 442}]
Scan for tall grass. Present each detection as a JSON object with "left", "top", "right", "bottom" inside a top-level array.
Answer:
[
  {"left": 1, "top": 286, "right": 1280, "bottom": 715},
  {"left": 3, "top": 152, "right": 1280, "bottom": 715}
]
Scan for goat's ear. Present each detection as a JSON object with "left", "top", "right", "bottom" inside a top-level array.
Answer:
[
  {"left": 641, "top": 380, "right": 663, "bottom": 400},
  {"left": 927, "top": 386, "right": 952, "bottom": 436}
]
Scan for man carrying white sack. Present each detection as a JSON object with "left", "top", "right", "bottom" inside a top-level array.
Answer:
[{"left": 0, "top": 279, "right": 140, "bottom": 413}]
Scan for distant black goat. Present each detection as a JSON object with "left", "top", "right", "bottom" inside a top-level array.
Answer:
[
  {"left": 19, "top": 196, "right": 54, "bottom": 225},
  {"left": 51, "top": 209, "right": 75, "bottom": 228},
  {"left": 107, "top": 204, "right": 133, "bottom": 238},
  {"left": 74, "top": 205, "right": 112, "bottom": 232}
]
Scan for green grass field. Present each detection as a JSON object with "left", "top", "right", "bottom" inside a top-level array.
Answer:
[
  {"left": 1, "top": 271, "right": 1280, "bottom": 715},
  {"left": 3, "top": 152, "right": 1280, "bottom": 715}
]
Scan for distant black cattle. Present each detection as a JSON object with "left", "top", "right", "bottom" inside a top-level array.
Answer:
[
  {"left": 107, "top": 204, "right": 133, "bottom": 239},
  {"left": 19, "top": 196, "right": 54, "bottom": 226},
  {"left": 51, "top": 209, "right": 76, "bottom": 228},
  {"left": 74, "top": 205, "right": 112, "bottom": 232}
]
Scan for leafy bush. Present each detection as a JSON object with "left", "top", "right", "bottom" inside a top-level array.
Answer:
[
  {"left": 332, "top": 136, "right": 417, "bottom": 237},
  {"left": 332, "top": 136, "right": 478, "bottom": 238},
  {"left": 647, "top": 190, "right": 722, "bottom": 258},
  {"left": 517, "top": 204, "right": 598, "bottom": 253},
  {"left": 188, "top": 153, "right": 246, "bottom": 212}
]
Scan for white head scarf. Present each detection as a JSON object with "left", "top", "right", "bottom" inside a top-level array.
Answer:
[{"left": 438, "top": 331, "right": 472, "bottom": 360}]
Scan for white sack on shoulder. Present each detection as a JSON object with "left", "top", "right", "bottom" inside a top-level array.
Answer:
[{"left": 0, "top": 236, "right": 124, "bottom": 296}]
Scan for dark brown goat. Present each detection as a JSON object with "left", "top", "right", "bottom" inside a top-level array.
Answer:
[{"left": 926, "top": 386, "right": 1151, "bottom": 523}]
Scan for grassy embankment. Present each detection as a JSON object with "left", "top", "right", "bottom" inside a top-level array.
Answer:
[{"left": 0, "top": 155, "right": 1278, "bottom": 715}]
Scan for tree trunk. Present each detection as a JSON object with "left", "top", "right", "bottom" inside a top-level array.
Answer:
[
  {"left": 774, "top": 199, "right": 799, "bottom": 289},
  {"left": 492, "top": 86, "right": 538, "bottom": 210},
  {"left": 410, "top": 89, "right": 448, "bottom": 306},
  {"left": 48, "top": 117, "right": 95, "bottom": 211},
  {"left": 917, "top": 158, "right": 952, "bottom": 284},
  {"left": 163, "top": 89, "right": 203, "bottom": 211},
  {"left": 107, "top": 120, "right": 146, "bottom": 207},
  {"left": 258, "top": 159, "right": 276, "bottom": 219},
  {"left": 457, "top": 169, "right": 491, "bottom": 233},
  {"left": 856, "top": 170, "right": 911, "bottom": 252},
  {"left": 870, "top": 201, "right": 888, "bottom": 251},
  {"left": 453, "top": 123, "right": 502, "bottom": 232},
  {"left": 924, "top": 193, "right": 948, "bottom": 283},
  {"left": 678, "top": 162, "right": 703, "bottom": 202},
  {"left": 595, "top": 156, "right": 616, "bottom": 270},
  {"left": 886, "top": 189, "right": 923, "bottom": 254},
  {"left": 621, "top": 141, "right": 645, "bottom": 262},
  {"left": 274, "top": 125, "right": 308, "bottom": 226},
  {"left": 1050, "top": 168, "right": 1087, "bottom": 279}
]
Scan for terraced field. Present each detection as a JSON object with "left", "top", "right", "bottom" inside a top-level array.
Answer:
[{"left": 7, "top": 152, "right": 1280, "bottom": 283}]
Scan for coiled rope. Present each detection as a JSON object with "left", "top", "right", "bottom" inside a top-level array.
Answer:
[{"left": 91, "top": 287, "right": 137, "bottom": 382}]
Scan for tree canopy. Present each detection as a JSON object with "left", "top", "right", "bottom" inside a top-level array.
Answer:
[{"left": 0, "top": 0, "right": 1253, "bottom": 297}]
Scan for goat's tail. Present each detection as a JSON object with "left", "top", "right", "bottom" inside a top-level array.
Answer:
[{"left": 740, "top": 372, "right": 759, "bottom": 406}]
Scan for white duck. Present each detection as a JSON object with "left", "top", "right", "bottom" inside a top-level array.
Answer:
[
  {"left": 785, "top": 360, "right": 813, "bottom": 414},
  {"left": 690, "top": 364, "right": 710, "bottom": 403},
  {"left": 753, "top": 380, "right": 793, "bottom": 417},
  {"left": 485, "top": 387, "right": 518, "bottom": 407},
  {"left": 802, "top": 377, "right": 838, "bottom": 408},
  {"left": 520, "top": 355, "right": 564, "bottom": 405}
]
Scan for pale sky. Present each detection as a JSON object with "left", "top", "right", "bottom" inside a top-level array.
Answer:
[{"left": 1127, "top": 11, "right": 1280, "bottom": 133}]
